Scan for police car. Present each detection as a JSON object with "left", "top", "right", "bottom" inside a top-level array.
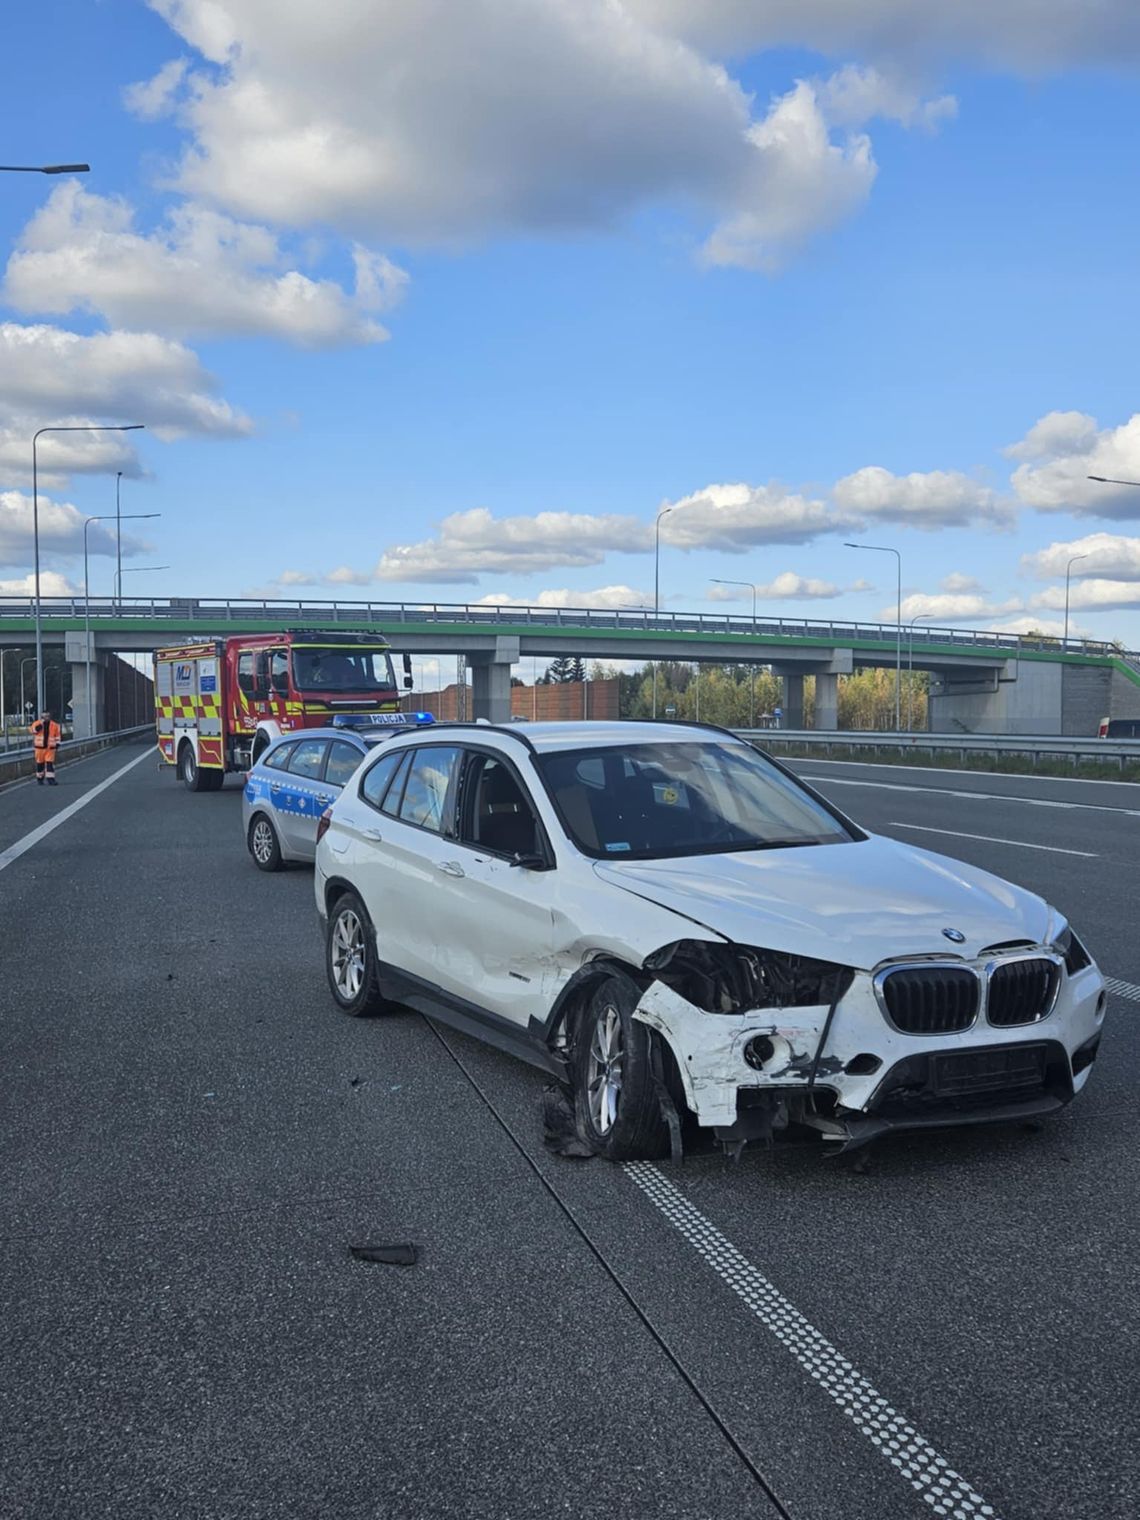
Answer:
[{"left": 242, "top": 714, "right": 435, "bottom": 870}]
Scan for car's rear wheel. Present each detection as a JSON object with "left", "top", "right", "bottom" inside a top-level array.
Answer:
[
  {"left": 326, "top": 891, "right": 389, "bottom": 1016},
  {"left": 573, "top": 973, "right": 668, "bottom": 1161},
  {"left": 248, "top": 814, "right": 283, "bottom": 872}
]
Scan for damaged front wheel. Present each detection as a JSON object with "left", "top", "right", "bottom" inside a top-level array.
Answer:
[{"left": 573, "top": 974, "right": 668, "bottom": 1162}]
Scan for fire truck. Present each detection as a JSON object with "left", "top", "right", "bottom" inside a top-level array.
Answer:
[{"left": 155, "top": 630, "right": 412, "bottom": 790}]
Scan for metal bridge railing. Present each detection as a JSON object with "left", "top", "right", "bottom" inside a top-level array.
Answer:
[{"left": 0, "top": 594, "right": 1132, "bottom": 661}]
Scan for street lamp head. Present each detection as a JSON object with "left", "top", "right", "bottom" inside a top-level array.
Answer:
[{"left": 43, "top": 163, "right": 90, "bottom": 174}]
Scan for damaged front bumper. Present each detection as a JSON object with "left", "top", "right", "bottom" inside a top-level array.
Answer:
[{"left": 632, "top": 959, "right": 1107, "bottom": 1150}]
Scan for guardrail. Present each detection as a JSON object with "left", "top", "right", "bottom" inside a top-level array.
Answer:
[
  {"left": 745, "top": 728, "right": 1140, "bottom": 773},
  {"left": 0, "top": 725, "right": 153, "bottom": 787},
  {"left": 0, "top": 593, "right": 1133, "bottom": 661}
]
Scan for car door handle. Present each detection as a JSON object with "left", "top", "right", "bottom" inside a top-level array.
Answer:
[
  {"left": 361, "top": 826, "right": 384, "bottom": 841},
  {"left": 269, "top": 782, "right": 282, "bottom": 793},
  {"left": 437, "top": 860, "right": 466, "bottom": 878},
  {"left": 316, "top": 794, "right": 332, "bottom": 806}
]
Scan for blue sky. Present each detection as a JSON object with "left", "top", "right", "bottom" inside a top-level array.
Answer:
[{"left": 4, "top": 1, "right": 1140, "bottom": 650}]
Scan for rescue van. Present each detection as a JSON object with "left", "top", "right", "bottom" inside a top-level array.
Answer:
[{"left": 155, "top": 630, "right": 411, "bottom": 790}]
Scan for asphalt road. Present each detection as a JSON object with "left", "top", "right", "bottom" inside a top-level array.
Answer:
[{"left": 1, "top": 744, "right": 1138, "bottom": 1520}]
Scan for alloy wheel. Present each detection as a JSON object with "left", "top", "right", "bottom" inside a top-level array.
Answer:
[
  {"left": 586, "top": 1001, "right": 623, "bottom": 1134},
  {"left": 251, "top": 819, "right": 275, "bottom": 866},
  {"left": 331, "top": 909, "right": 365, "bottom": 1001}
]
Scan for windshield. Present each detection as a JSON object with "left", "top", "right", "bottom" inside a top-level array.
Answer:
[
  {"left": 291, "top": 646, "right": 396, "bottom": 694},
  {"left": 537, "top": 740, "right": 858, "bottom": 859}
]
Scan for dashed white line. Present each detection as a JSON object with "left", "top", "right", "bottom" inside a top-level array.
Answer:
[
  {"left": 1105, "top": 977, "right": 1140, "bottom": 1003},
  {"left": 799, "top": 774, "right": 1140, "bottom": 817},
  {"left": 887, "top": 822, "right": 1097, "bottom": 857},
  {"left": 0, "top": 748, "right": 153, "bottom": 875},
  {"left": 625, "top": 1162, "right": 1002, "bottom": 1519}
]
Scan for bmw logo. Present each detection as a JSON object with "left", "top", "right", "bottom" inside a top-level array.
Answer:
[{"left": 942, "top": 928, "right": 967, "bottom": 944}]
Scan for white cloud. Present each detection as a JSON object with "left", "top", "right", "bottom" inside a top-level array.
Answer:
[
  {"left": 0, "top": 323, "right": 251, "bottom": 487},
  {"left": 1003, "top": 409, "right": 1099, "bottom": 462},
  {"left": 1030, "top": 579, "right": 1140, "bottom": 613},
  {"left": 890, "top": 592, "right": 1021, "bottom": 622},
  {"left": 474, "top": 585, "right": 654, "bottom": 611},
  {"left": 941, "top": 572, "right": 984, "bottom": 592},
  {"left": 983, "top": 614, "right": 1080, "bottom": 638},
  {"left": 141, "top": 1, "right": 941, "bottom": 272},
  {"left": 817, "top": 65, "right": 957, "bottom": 131},
  {"left": 708, "top": 571, "right": 845, "bottom": 600},
  {"left": 0, "top": 569, "right": 78, "bottom": 596},
  {"left": 833, "top": 465, "right": 1011, "bottom": 529},
  {"left": 663, "top": 481, "right": 847, "bottom": 549},
  {"left": 1021, "top": 532, "right": 1140, "bottom": 582},
  {"left": 123, "top": 57, "right": 190, "bottom": 119},
  {"left": 628, "top": 2, "right": 1140, "bottom": 72},
  {"left": 0, "top": 490, "right": 141, "bottom": 568},
  {"left": 372, "top": 507, "right": 653, "bottom": 584},
  {"left": 1008, "top": 411, "right": 1140, "bottom": 517},
  {"left": 4, "top": 184, "right": 406, "bottom": 347},
  {"left": 700, "top": 80, "right": 877, "bottom": 271}
]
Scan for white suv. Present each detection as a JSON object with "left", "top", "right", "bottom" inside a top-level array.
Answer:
[{"left": 314, "top": 721, "right": 1106, "bottom": 1160}]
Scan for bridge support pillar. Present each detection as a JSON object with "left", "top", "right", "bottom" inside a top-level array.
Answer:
[
  {"left": 814, "top": 671, "right": 839, "bottom": 731},
  {"left": 782, "top": 672, "right": 804, "bottom": 729},
  {"left": 468, "top": 636, "right": 520, "bottom": 724},
  {"left": 65, "top": 634, "right": 106, "bottom": 738}
]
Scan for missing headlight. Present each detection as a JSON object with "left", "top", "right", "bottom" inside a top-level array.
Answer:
[
  {"left": 644, "top": 939, "right": 853, "bottom": 1014},
  {"left": 1052, "top": 926, "right": 1092, "bottom": 976}
]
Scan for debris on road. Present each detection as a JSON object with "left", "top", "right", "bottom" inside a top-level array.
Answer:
[
  {"left": 349, "top": 1243, "right": 418, "bottom": 1266},
  {"left": 542, "top": 1084, "right": 595, "bottom": 1159}
]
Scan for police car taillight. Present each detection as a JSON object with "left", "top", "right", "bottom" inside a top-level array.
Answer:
[{"left": 316, "top": 806, "right": 334, "bottom": 846}]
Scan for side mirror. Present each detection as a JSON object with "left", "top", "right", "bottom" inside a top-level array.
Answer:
[
  {"left": 509, "top": 851, "right": 551, "bottom": 871},
  {"left": 403, "top": 675, "right": 414, "bottom": 689}
]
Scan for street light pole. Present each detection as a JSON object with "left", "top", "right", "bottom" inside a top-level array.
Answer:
[
  {"left": 84, "top": 512, "right": 159, "bottom": 738},
  {"left": 0, "top": 163, "right": 89, "bottom": 174},
  {"left": 906, "top": 613, "right": 935, "bottom": 731},
  {"left": 114, "top": 566, "right": 170, "bottom": 600},
  {"left": 1063, "top": 553, "right": 1089, "bottom": 646},
  {"left": 712, "top": 578, "right": 758, "bottom": 728},
  {"left": 845, "top": 542, "right": 902, "bottom": 731},
  {"left": 652, "top": 505, "right": 673, "bottom": 718},
  {"left": 31, "top": 423, "right": 145, "bottom": 713},
  {"left": 20, "top": 656, "right": 35, "bottom": 719},
  {"left": 115, "top": 471, "right": 123, "bottom": 614}
]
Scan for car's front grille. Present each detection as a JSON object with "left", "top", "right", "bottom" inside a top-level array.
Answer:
[
  {"left": 878, "top": 966, "right": 979, "bottom": 1034},
  {"left": 870, "top": 1042, "right": 1059, "bottom": 1118},
  {"left": 987, "top": 958, "right": 1059, "bottom": 1026}
]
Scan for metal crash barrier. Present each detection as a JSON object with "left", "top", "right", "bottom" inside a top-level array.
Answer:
[{"left": 0, "top": 725, "right": 154, "bottom": 787}]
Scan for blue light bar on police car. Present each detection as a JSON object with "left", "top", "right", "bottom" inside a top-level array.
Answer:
[{"left": 331, "top": 712, "right": 436, "bottom": 729}]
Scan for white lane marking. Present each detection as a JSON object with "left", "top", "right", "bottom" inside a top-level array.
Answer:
[
  {"left": 794, "top": 757, "right": 1137, "bottom": 791},
  {"left": 0, "top": 748, "right": 153, "bottom": 876},
  {"left": 1105, "top": 977, "right": 1140, "bottom": 1003},
  {"left": 886, "top": 821, "right": 1097, "bottom": 857},
  {"left": 625, "top": 1162, "right": 1001, "bottom": 1520},
  {"left": 799, "top": 774, "right": 1140, "bottom": 818}
]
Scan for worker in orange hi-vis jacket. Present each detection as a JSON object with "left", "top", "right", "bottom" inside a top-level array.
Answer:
[{"left": 30, "top": 710, "right": 61, "bottom": 786}]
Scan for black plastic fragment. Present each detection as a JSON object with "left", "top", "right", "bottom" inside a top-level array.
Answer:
[
  {"left": 650, "top": 1037, "right": 683, "bottom": 1164},
  {"left": 542, "top": 1084, "right": 595, "bottom": 1159},
  {"left": 349, "top": 1243, "right": 418, "bottom": 1266}
]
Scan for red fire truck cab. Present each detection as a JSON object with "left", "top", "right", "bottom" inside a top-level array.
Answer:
[{"left": 155, "top": 629, "right": 411, "bottom": 790}]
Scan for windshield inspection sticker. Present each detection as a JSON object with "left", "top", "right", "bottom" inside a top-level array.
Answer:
[{"left": 605, "top": 842, "right": 632, "bottom": 852}]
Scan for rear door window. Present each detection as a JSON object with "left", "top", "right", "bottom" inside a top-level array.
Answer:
[
  {"left": 397, "top": 746, "right": 462, "bottom": 833},
  {"left": 360, "top": 750, "right": 404, "bottom": 810},
  {"left": 325, "top": 740, "right": 364, "bottom": 788},
  {"left": 262, "top": 742, "right": 298, "bottom": 773},
  {"left": 288, "top": 740, "right": 329, "bottom": 780}
]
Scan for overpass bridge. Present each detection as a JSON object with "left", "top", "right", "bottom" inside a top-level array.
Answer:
[{"left": 2, "top": 594, "right": 1138, "bottom": 735}]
